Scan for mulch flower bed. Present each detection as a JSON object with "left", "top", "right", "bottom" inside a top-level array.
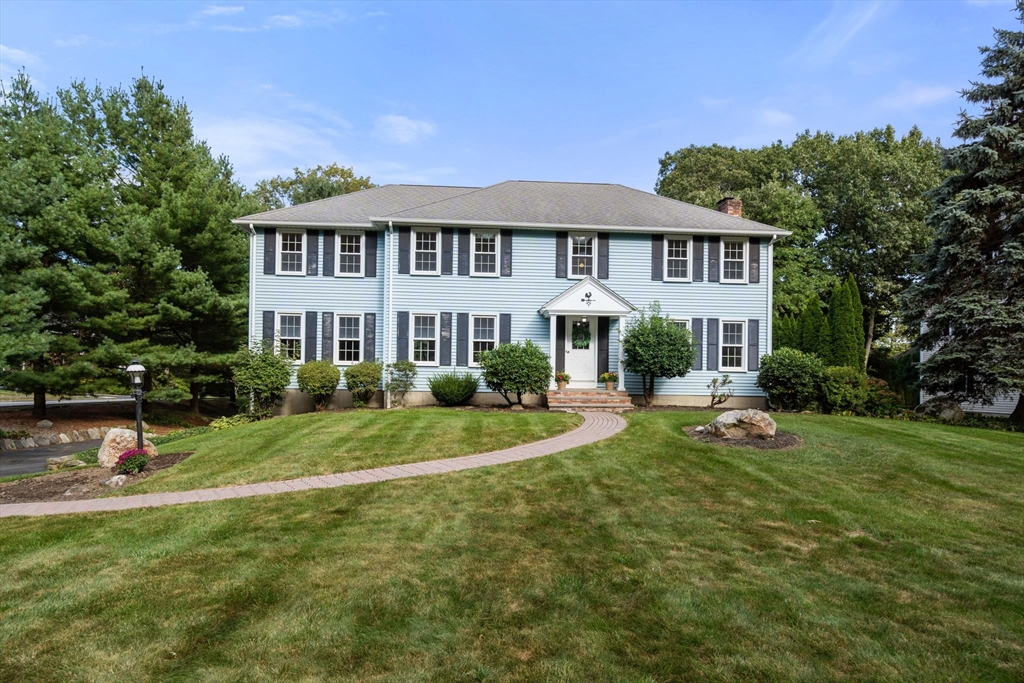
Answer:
[
  {"left": 0, "top": 452, "right": 193, "bottom": 504},
  {"left": 683, "top": 426, "right": 803, "bottom": 450}
]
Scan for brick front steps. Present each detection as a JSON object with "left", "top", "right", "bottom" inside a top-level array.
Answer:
[{"left": 546, "top": 389, "right": 634, "bottom": 413}]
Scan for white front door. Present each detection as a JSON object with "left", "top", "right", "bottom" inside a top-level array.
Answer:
[{"left": 564, "top": 316, "right": 597, "bottom": 388}]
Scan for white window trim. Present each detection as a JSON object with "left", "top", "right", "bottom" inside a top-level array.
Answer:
[
  {"left": 276, "top": 230, "right": 306, "bottom": 276},
  {"left": 469, "top": 229, "right": 501, "bottom": 277},
  {"left": 469, "top": 313, "right": 499, "bottom": 367},
  {"left": 720, "top": 239, "right": 748, "bottom": 284},
  {"left": 411, "top": 229, "right": 441, "bottom": 276},
  {"left": 410, "top": 312, "right": 440, "bottom": 366},
  {"left": 673, "top": 317, "right": 691, "bottom": 331},
  {"left": 335, "top": 230, "right": 365, "bottom": 278},
  {"left": 720, "top": 319, "right": 747, "bottom": 372},
  {"left": 334, "top": 313, "right": 364, "bottom": 366},
  {"left": 275, "top": 312, "right": 304, "bottom": 364},
  {"left": 568, "top": 231, "right": 597, "bottom": 280},
  {"left": 663, "top": 235, "right": 693, "bottom": 282}
]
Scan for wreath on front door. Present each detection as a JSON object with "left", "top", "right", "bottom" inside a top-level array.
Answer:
[{"left": 571, "top": 324, "right": 591, "bottom": 349}]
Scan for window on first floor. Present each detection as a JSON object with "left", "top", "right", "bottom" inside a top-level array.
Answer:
[
  {"left": 471, "top": 314, "right": 496, "bottom": 364},
  {"left": 336, "top": 314, "right": 362, "bottom": 364},
  {"left": 471, "top": 230, "right": 499, "bottom": 276},
  {"left": 278, "top": 230, "right": 305, "bottom": 274},
  {"left": 277, "top": 313, "right": 303, "bottom": 361},
  {"left": 721, "top": 320, "right": 745, "bottom": 370},
  {"left": 570, "top": 233, "right": 595, "bottom": 278},
  {"left": 413, "top": 230, "right": 440, "bottom": 275},
  {"left": 412, "top": 313, "right": 438, "bottom": 364},
  {"left": 673, "top": 318, "right": 690, "bottom": 331},
  {"left": 336, "top": 231, "right": 364, "bottom": 276}
]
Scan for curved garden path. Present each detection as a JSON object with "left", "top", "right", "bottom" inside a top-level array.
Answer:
[{"left": 0, "top": 411, "right": 627, "bottom": 518}]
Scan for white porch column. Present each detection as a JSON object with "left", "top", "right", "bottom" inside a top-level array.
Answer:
[
  {"left": 549, "top": 314, "right": 558, "bottom": 391},
  {"left": 617, "top": 315, "right": 625, "bottom": 392}
]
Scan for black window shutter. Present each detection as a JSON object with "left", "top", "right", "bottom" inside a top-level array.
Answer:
[
  {"left": 396, "top": 311, "right": 409, "bottom": 361},
  {"left": 263, "top": 228, "right": 276, "bottom": 275},
  {"left": 364, "top": 313, "right": 376, "bottom": 362},
  {"left": 555, "top": 316, "right": 566, "bottom": 373},
  {"left": 456, "top": 313, "right": 469, "bottom": 366},
  {"left": 499, "top": 314, "right": 512, "bottom": 344},
  {"left": 598, "top": 233, "right": 609, "bottom": 280},
  {"left": 398, "top": 227, "right": 410, "bottom": 274},
  {"left": 457, "top": 229, "right": 470, "bottom": 276},
  {"left": 691, "top": 318, "right": 703, "bottom": 371},
  {"left": 440, "top": 312, "right": 452, "bottom": 366},
  {"left": 598, "top": 317, "right": 609, "bottom": 377},
  {"left": 306, "top": 230, "right": 319, "bottom": 276},
  {"left": 321, "top": 312, "right": 334, "bottom": 361},
  {"left": 365, "top": 232, "right": 377, "bottom": 278},
  {"left": 749, "top": 237, "right": 760, "bottom": 284},
  {"left": 500, "top": 229, "right": 513, "bottom": 277},
  {"left": 305, "top": 311, "right": 317, "bottom": 362},
  {"left": 262, "top": 310, "right": 275, "bottom": 346},
  {"left": 555, "top": 231, "right": 568, "bottom": 278},
  {"left": 748, "top": 319, "right": 760, "bottom": 370},
  {"left": 708, "top": 237, "right": 720, "bottom": 282},
  {"left": 693, "top": 237, "right": 704, "bottom": 282},
  {"left": 441, "top": 228, "right": 454, "bottom": 275},
  {"left": 651, "top": 234, "right": 663, "bottom": 281},
  {"left": 322, "top": 230, "right": 335, "bottom": 277},
  {"left": 707, "top": 318, "right": 719, "bottom": 371}
]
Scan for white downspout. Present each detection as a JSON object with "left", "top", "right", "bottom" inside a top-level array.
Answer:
[
  {"left": 248, "top": 223, "right": 257, "bottom": 345},
  {"left": 384, "top": 221, "right": 394, "bottom": 409},
  {"left": 767, "top": 235, "right": 775, "bottom": 355}
]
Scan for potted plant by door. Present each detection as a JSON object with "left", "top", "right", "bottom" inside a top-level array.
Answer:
[
  {"left": 555, "top": 371, "right": 571, "bottom": 390},
  {"left": 599, "top": 372, "right": 617, "bottom": 391}
]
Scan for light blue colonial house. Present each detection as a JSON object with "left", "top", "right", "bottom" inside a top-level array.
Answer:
[{"left": 232, "top": 181, "right": 791, "bottom": 413}]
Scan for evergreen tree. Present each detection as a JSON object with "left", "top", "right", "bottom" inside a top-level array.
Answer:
[
  {"left": 903, "top": 8, "right": 1024, "bottom": 422},
  {"left": 846, "top": 274, "right": 867, "bottom": 367},
  {"left": 828, "top": 281, "right": 862, "bottom": 369},
  {"left": 797, "top": 296, "right": 825, "bottom": 355},
  {"left": 816, "top": 317, "right": 834, "bottom": 365}
]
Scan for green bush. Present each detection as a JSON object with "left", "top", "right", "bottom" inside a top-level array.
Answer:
[
  {"left": 479, "top": 340, "right": 552, "bottom": 406},
  {"left": 428, "top": 372, "right": 479, "bottom": 406},
  {"left": 756, "top": 348, "right": 826, "bottom": 411},
  {"left": 210, "top": 414, "right": 256, "bottom": 431},
  {"left": 296, "top": 360, "right": 341, "bottom": 410},
  {"left": 864, "top": 378, "right": 905, "bottom": 418},
  {"left": 232, "top": 341, "right": 293, "bottom": 419},
  {"left": 622, "top": 303, "right": 695, "bottom": 406},
  {"left": 821, "top": 366, "right": 868, "bottom": 414},
  {"left": 344, "top": 360, "right": 383, "bottom": 407},
  {"left": 386, "top": 360, "right": 418, "bottom": 406}
]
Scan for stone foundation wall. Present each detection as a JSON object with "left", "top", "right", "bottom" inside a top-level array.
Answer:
[{"left": 630, "top": 394, "right": 768, "bottom": 410}]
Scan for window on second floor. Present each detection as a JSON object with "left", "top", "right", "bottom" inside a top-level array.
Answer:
[
  {"left": 722, "top": 239, "right": 747, "bottom": 283},
  {"left": 336, "top": 231, "right": 364, "bottom": 277},
  {"left": 665, "top": 237, "right": 691, "bottom": 281},
  {"left": 471, "top": 230, "right": 499, "bottom": 276},
  {"left": 570, "top": 233, "right": 595, "bottom": 278},
  {"left": 278, "top": 230, "right": 305, "bottom": 275},
  {"left": 413, "top": 230, "right": 440, "bottom": 275}
]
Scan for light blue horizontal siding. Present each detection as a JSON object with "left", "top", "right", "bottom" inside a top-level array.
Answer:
[{"left": 920, "top": 347, "right": 1020, "bottom": 416}]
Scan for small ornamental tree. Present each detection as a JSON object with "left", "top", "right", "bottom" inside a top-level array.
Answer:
[
  {"left": 385, "top": 360, "right": 417, "bottom": 407},
  {"left": 344, "top": 360, "right": 383, "bottom": 407},
  {"left": 296, "top": 360, "right": 341, "bottom": 411},
  {"left": 232, "top": 341, "right": 293, "bottom": 419},
  {"left": 622, "top": 303, "right": 696, "bottom": 406},
  {"left": 478, "top": 340, "right": 552, "bottom": 406}
]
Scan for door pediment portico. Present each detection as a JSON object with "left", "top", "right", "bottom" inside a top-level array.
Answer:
[{"left": 538, "top": 277, "right": 636, "bottom": 318}]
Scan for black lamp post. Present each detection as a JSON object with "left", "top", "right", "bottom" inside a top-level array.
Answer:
[{"left": 126, "top": 359, "right": 146, "bottom": 450}]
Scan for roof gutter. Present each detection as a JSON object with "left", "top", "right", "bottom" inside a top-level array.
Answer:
[
  {"left": 368, "top": 217, "right": 792, "bottom": 237},
  {"left": 231, "top": 219, "right": 374, "bottom": 229}
]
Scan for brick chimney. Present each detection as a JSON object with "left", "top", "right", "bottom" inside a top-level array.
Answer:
[{"left": 716, "top": 196, "right": 742, "bottom": 217}]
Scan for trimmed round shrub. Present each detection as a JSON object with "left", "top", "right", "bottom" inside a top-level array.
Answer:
[
  {"left": 344, "top": 360, "right": 383, "bottom": 407},
  {"left": 756, "top": 347, "right": 825, "bottom": 411},
  {"left": 115, "top": 448, "right": 149, "bottom": 475},
  {"left": 479, "top": 340, "right": 552, "bottom": 406},
  {"left": 297, "top": 359, "right": 342, "bottom": 411},
  {"left": 428, "top": 372, "right": 479, "bottom": 406},
  {"left": 821, "top": 366, "right": 868, "bottom": 414}
]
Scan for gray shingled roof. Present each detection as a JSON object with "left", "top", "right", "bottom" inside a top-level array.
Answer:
[{"left": 234, "top": 184, "right": 479, "bottom": 225}]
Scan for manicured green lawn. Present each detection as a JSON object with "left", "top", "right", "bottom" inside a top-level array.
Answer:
[
  {"left": 1, "top": 411, "right": 1022, "bottom": 682},
  {"left": 123, "top": 408, "right": 581, "bottom": 493}
]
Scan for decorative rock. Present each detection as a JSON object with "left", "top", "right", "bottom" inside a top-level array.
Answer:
[
  {"left": 36, "top": 419, "right": 53, "bottom": 429},
  {"left": 35, "top": 436, "right": 51, "bottom": 446},
  {"left": 65, "top": 459, "right": 86, "bottom": 468},
  {"left": 511, "top": 404, "right": 525, "bottom": 411},
  {"left": 706, "top": 409, "right": 777, "bottom": 440},
  {"left": 71, "top": 431, "right": 84, "bottom": 442},
  {"left": 693, "top": 425, "right": 706, "bottom": 434},
  {"left": 19, "top": 438, "right": 37, "bottom": 449},
  {"left": 47, "top": 456, "right": 72, "bottom": 471},
  {"left": 100, "top": 427, "right": 110, "bottom": 436},
  {"left": 1, "top": 439, "right": 16, "bottom": 451},
  {"left": 96, "top": 428, "right": 157, "bottom": 468},
  {"left": 63, "top": 484, "right": 93, "bottom": 497},
  {"left": 914, "top": 396, "right": 964, "bottom": 422},
  {"left": 58, "top": 433, "right": 71, "bottom": 444},
  {"left": 102, "top": 475, "right": 128, "bottom": 488},
  {"left": 86, "top": 428, "right": 102, "bottom": 440}
]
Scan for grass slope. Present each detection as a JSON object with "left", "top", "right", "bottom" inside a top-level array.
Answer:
[
  {"left": 124, "top": 408, "right": 580, "bottom": 493},
  {"left": 1, "top": 412, "right": 1022, "bottom": 682}
]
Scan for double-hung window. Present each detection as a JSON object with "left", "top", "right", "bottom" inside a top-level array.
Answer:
[
  {"left": 471, "top": 230, "right": 499, "bottom": 276},
  {"left": 277, "top": 313, "right": 303, "bottom": 361},
  {"left": 674, "top": 319, "right": 690, "bottom": 332},
  {"left": 720, "top": 320, "right": 746, "bottom": 371},
  {"left": 335, "top": 314, "right": 362, "bottom": 364},
  {"left": 570, "top": 233, "right": 595, "bottom": 278},
  {"left": 665, "top": 236, "right": 691, "bottom": 281},
  {"left": 412, "top": 230, "right": 440, "bottom": 275},
  {"left": 471, "top": 314, "right": 496, "bottom": 365},
  {"left": 336, "top": 231, "right": 364, "bottom": 277},
  {"left": 721, "top": 239, "right": 747, "bottom": 283},
  {"left": 278, "top": 230, "right": 305, "bottom": 275},
  {"left": 412, "top": 314, "right": 438, "bottom": 364}
]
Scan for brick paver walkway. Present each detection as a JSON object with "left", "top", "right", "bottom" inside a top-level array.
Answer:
[{"left": 1, "top": 411, "right": 627, "bottom": 518}]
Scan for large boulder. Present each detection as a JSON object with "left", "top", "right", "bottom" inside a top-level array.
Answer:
[
  {"left": 97, "top": 428, "right": 157, "bottom": 468},
  {"left": 706, "top": 409, "right": 777, "bottom": 440},
  {"left": 914, "top": 396, "right": 964, "bottom": 422}
]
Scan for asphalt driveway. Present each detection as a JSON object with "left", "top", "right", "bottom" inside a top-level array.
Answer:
[{"left": 0, "top": 440, "right": 102, "bottom": 477}]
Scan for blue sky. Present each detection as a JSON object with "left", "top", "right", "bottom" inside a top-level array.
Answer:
[{"left": 0, "top": 1, "right": 1017, "bottom": 192}]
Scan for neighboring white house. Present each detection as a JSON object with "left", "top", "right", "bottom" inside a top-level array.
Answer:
[
  {"left": 233, "top": 181, "right": 791, "bottom": 413},
  {"left": 919, "top": 346, "right": 1021, "bottom": 417}
]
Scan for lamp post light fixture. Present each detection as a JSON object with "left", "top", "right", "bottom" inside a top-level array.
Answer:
[{"left": 126, "top": 359, "right": 146, "bottom": 450}]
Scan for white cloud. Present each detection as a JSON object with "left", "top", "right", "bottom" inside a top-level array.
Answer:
[
  {"left": 268, "top": 14, "right": 303, "bottom": 28},
  {"left": 200, "top": 5, "right": 244, "bottom": 16},
  {"left": 54, "top": 35, "right": 90, "bottom": 48},
  {"left": 364, "top": 11, "right": 388, "bottom": 18},
  {"left": 0, "top": 44, "right": 43, "bottom": 67},
  {"left": 372, "top": 115, "right": 437, "bottom": 144},
  {"left": 879, "top": 84, "right": 957, "bottom": 109},
  {"left": 760, "top": 108, "right": 795, "bottom": 127},
  {"left": 790, "top": 1, "right": 884, "bottom": 67}
]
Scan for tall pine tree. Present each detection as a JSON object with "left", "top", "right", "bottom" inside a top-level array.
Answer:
[
  {"left": 847, "top": 274, "right": 867, "bottom": 368},
  {"left": 904, "top": 7, "right": 1024, "bottom": 422},
  {"left": 828, "top": 281, "right": 863, "bottom": 369},
  {"left": 798, "top": 296, "right": 825, "bottom": 356}
]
